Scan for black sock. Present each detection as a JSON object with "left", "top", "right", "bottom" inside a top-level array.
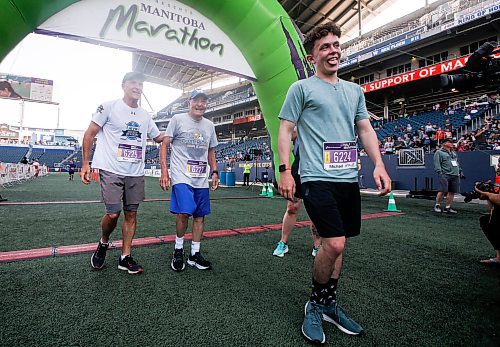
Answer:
[
  {"left": 310, "top": 278, "right": 337, "bottom": 306},
  {"left": 327, "top": 278, "right": 339, "bottom": 303}
]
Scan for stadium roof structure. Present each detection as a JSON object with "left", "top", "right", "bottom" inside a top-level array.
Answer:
[{"left": 132, "top": 0, "right": 397, "bottom": 91}]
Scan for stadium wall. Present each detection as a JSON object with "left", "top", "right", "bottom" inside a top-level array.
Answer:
[{"left": 360, "top": 150, "right": 500, "bottom": 191}]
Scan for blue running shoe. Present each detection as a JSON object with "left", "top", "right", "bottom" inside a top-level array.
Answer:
[
  {"left": 322, "top": 301, "right": 364, "bottom": 335},
  {"left": 302, "top": 301, "right": 326, "bottom": 344},
  {"left": 273, "top": 241, "right": 288, "bottom": 257}
]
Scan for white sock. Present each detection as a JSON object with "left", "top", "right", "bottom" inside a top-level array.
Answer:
[
  {"left": 120, "top": 254, "right": 129, "bottom": 260},
  {"left": 175, "top": 236, "right": 184, "bottom": 250},
  {"left": 191, "top": 241, "right": 200, "bottom": 255},
  {"left": 100, "top": 238, "right": 109, "bottom": 245}
]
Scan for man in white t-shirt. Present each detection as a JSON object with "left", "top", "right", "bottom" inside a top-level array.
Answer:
[
  {"left": 159, "top": 90, "right": 219, "bottom": 272},
  {"left": 81, "top": 72, "right": 164, "bottom": 274}
]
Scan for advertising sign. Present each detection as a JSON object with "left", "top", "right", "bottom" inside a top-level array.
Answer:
[
  {"left": 361, "top": 56, "right": 469, "bottom": 93},
  {"left": 0, "top": 74, "right": 53, "bottom": 102}
]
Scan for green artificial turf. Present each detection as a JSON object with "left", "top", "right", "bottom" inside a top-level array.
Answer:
[{"left": 1, "top": 174, "right": 499, "bottom": 346}]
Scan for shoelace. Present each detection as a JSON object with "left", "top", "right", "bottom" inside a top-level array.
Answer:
[
  {"left": 174, "top": 252, "right": 183, "bottom": 262},
  {"left": 310, "top": 305, "right": 323, "bottom": 327},
  {"left": 125, "top": 257, "right": 137, "bottom": 267},
  {"left": 96, "top": 244, "right": 108, "bottom": 257}
]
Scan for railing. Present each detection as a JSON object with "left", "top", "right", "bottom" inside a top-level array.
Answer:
[{"left": 0, "top": 163, "right": 48, "bottom": 188}]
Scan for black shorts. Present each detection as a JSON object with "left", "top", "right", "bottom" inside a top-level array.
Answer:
[
  {"left": 302, "top": 181, "right": 361, "bottom": 238},
  {"left": 293, "top": 171, "right": 303, "bottom": 199}
]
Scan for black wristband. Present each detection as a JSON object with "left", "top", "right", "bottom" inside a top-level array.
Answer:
[{"left": 212, "top": 170, "right": 219, "bottom": 176}]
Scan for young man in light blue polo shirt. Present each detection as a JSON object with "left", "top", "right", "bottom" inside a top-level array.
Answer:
[{"left": 278, "top": 22, "right": 391, "bottom": 344}]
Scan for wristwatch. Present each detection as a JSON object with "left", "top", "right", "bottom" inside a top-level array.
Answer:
[
  {"left": 211, "top": 170, "right": 219, "bottom": 176},
  {"left": 278, "top": 164, "right": 290, "bottom": 173}
]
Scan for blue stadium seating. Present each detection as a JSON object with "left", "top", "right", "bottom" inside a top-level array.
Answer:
[{"left": 0, "top": 146, "right": 29, "bottom": 163}]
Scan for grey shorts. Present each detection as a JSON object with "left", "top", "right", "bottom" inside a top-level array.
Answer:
[
  {"left": 99, "top": 170, "right": 145, "bottom": 213},
  {"left": 438, "top": 174, "right": 460, "bottom": 193}
]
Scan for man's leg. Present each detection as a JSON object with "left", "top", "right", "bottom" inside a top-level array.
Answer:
[
  {"left": 479, "top": 212, "right": 500, "bottom": 264},
  {"left": 444, "top": 176, "right": 459, "bottom": 213},
  {"left": 176, "top": 214, "right": 190, "bottom": 237},
  {"left": 281, "top": 199, "right": 301, "bottom": 243},
  {"left": 445, "top": 192, "right": 455, "bottom": 208},
  {"left": 170, "top": 184, "right": 197, "bottom": 272},
  {"left": 191, "top": 216, "right": 204, "bottom": 242},
  {"left": 311, "top": 224, "right": 321, "bottom": 256},
  {"left": 100, "top": 212, "right": 120, "bottom": 243},
  {"left": 434, "top": 190, "right": 445, "bottom": 212},
  {"left": 435, "top": 191, "right": 444, "bottom": 205},
  {"left": 117, "top": 208, "right": 143, "bottom": 274},
  {"left": 187, "top": 189, "right": 212, "bottom": 270},
  {"left": 121, "top": 210, "right": 137, "bottom": 256},
  {"left": 301, "top": 237, "right": 344, "bottom": 344},
  {"left": 189, "top": 216, "right": 206, "bottom": 260},
  {"left": 91, "top": 170, "right": 125, "bottom": 270},
  {"left": 273, "top": 199, "right": 301, "bottom": 257},
  {"left": 313, "top": 237, "right": 345, "bottom": 284},
  {"left": 91, "top": 211, "right": 120, "bottom": 270}
]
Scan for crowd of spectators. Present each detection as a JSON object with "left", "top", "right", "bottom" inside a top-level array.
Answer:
[
  {"left": 456, "top": 115, "right": 500, "bottom": 151},
  {"left": 375, "top": 98, "right": 499, "bottom": 154},
  {"left": 379, "top": 118, "right": 456, "bottom": 154},
  {"left": 215, "top": 138, "right": 272, "bottom": 165}
]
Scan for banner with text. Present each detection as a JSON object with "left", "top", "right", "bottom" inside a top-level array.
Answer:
[
  {"left": 37, "top": 0, "right": 255, "bottom": 79},
  {"left": 361, "top": 56, "right": 469, "bottom": 93},
  {"left": 233, "top": 114, "right": 262, "bottom": 125}
]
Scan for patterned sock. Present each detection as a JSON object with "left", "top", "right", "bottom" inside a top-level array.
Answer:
[
  {"left": 310, "top": 278, "right": 335, "bottom": 306},
  {"left": 327, "top": 278, "right": 339, "bottom": 303}
]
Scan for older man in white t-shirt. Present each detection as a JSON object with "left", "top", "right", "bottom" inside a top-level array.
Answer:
[
  {"left": 81, "top": 72, "right": 164, "bottom": 274},
  {"left": 159, "top": 90, "right": 219, "bottom": 272}
]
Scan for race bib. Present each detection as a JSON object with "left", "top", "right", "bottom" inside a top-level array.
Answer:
[
  {"left": 451, "top": 160, "right": 458, "bottom": 167},
  {"left": 323, "top": 142, "right": 357, "bottom": 170},
  {"left": 186, "top": 160, "right": 208, "bottom": 177},
  {"left": 117, "top": 144, "right": 142, "bottom": 163}
]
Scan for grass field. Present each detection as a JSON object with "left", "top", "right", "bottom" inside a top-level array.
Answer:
[{"left": 1, "top": 174, "right": 499, "bottom": 346}]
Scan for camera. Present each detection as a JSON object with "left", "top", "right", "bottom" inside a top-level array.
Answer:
[
  {"left": 440, "top": 42, "right": 500, "bottom": 91},
  {"left": 461, "top": 181, "right": 497, "bottom": 203}
]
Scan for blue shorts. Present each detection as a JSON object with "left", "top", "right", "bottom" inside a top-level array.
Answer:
[{"left": 170, "top": 184, "right": 211, "bottom": 217}]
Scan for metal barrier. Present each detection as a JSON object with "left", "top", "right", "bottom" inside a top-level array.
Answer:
[{"left": 0, "top": 163, "right": 48, "bottom": 188}]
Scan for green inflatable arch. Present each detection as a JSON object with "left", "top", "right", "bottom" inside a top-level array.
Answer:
[{"left": 0, "top": 0, "right": 314, "bottom": 175}]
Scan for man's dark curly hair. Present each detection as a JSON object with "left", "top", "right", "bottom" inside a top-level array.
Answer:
[{"left": 303, "top": 22, "right": 342, "bottom": 54}]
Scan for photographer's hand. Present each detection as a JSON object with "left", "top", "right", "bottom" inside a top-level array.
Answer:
[{"left": 474, "top": 187, "right": 498, "bottom": 205}]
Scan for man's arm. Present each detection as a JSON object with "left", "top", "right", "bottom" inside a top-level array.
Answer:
[
  {"left": 153, "top": 132, "right": 165, "bottom": 144},
  {"left": 356, "top": 119, "right": 391, "bottom": 195},
  {"left": 159, "top": 136, "right": 171, "bottom": 191},
  {"left": 475, "top": 187, "right": 500, "bottom": 206},
  {"left": 277, "top": 119, "right": 296, "bottom": 200},
  {"left": 433, "top": 151, "right": 442, "bottom": 175},
  {"left": 208, "top": 147, "right": 219, "bottom": 191},
  {"left": 80, "top": 121, "right": 101, "bottom": 185}
]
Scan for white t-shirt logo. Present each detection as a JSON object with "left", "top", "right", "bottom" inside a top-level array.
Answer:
[{"left": 120, "top": 121, "right": 142, "bottom": 142}]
